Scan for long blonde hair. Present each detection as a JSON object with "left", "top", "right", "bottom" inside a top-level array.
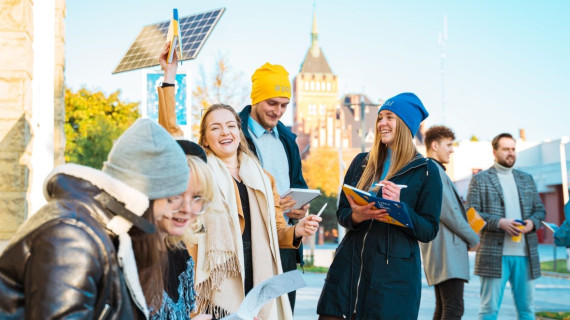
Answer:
[
  {"left": 165, "top": 155, "right": 218, "bottom": 249},
  {"left": 198, "top": 104, "right": 256, "bottom": 159},
  {"left": 356, "top": 115, "right": 417, "bottom": 191}
]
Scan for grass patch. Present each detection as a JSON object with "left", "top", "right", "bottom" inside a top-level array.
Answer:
[
  {"left": 541, "top": 259, "right": 569, "bottom": 274},
  {"left": 299, "top": 265, "right": 329, "bottom": 273},
  {"left": 536, "top": 311, "right": 570, "bottom": 320}
]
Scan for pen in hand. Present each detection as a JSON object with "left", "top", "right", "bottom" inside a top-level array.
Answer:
[
  {"left": 374, "top": 182, "right": 407, "bottom": 189},
  {"left": 307, "top": 203, "right": 328, "bottom": 218},
  {"left": 316, "top": 203, "right": 327, "bottom": 217}
]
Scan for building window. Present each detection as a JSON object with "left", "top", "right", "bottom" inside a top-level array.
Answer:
[
  {"left": 310, "top": 82, "right": 315, "bottom": 90},
  {"left": 316, "top": 82, "right": 320, "bottom": 91},
  {"left": 304, "top": 81, "right": 308, "bottom": 90},
  {"left": 309, "top": 104, "right": 317, "bottom": 115},
  {"left": 327, "top": 82, "right": 331, "bottom": 91},
  {"left": 319, "top": 104, "right": 326, "bottom": 115}
]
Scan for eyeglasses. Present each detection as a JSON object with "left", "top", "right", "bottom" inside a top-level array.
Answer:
[{"left": 167, "top": 195, "right": 209, "bottom": 215}]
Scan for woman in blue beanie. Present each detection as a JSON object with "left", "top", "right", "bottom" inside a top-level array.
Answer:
[{"left": 317, "top": 93, "right": 443, "bottom": 319}]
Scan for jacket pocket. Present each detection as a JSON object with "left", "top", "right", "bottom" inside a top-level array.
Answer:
[{"left": 377, "top": 229, "right": 414, "bottom": 258}]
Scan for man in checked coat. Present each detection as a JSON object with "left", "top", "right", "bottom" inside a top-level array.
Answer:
[{"left": 467, "top": 133, "right": 545, "bottom": 320}]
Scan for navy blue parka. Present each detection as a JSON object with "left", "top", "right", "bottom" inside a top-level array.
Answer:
[{"left": 317, "top": 152, "right": 442, "bottom": 319}]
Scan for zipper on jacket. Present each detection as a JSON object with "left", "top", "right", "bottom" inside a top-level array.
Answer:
[
  {"left": 386, "top": 228, "right": 390, "bottom": 265},
  {"left": 353, "top": 220, "right": 373, "bottom": 315}
]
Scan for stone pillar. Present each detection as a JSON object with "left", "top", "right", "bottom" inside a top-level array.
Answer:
[
  {"left": 53, "top": 0, "right": 66, "bottom": 166},
  {"left": 0, "top": 0, "right": 34, "bottom": 239}
]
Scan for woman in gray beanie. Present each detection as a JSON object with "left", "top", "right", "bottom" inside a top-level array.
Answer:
[{"left": 0, "top": 118, "right": 189, "bottom": 319}]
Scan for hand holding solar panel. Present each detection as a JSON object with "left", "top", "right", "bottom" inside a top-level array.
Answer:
[{"left": 113, "top": 8, "right": 225, "bottom": 74}]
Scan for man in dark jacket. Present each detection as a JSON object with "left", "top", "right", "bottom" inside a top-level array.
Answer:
[
  {"left": 0, "top": 119, "right": 189, "bottom": 319},
  {"left": 238, "top": 62, "right": 308, "bottom": 313}
]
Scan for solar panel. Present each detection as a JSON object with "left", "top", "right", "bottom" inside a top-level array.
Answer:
[{"left": 113, "top": 8, "right": 225, "bottom": 74}]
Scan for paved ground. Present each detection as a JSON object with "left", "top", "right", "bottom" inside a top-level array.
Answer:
[{"left": 295, "top": 244, "right": 570, "bottom": 319}]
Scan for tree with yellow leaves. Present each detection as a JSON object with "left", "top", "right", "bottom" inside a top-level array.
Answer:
[
  {"left": 302, "top": 147, "right": 341, "bottom": 197},
  {"left": 65, "top": 88, "right": 139, "bottom": 169}
]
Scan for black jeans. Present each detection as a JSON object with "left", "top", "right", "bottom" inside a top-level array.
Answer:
[
  {"left": 433, "top": 278, "right": 465, "bottom": 320},
  {"left": 279, "top": 248, "right": 298, "bottom": 313}
]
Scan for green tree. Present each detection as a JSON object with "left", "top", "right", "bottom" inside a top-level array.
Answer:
[
  {"left": 309, "top": 192, "right": 338, "bottom": 235},
  {"left": 65, "top": 88, "right": 140, "bottom": 169}
]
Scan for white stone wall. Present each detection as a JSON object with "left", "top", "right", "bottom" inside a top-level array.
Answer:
[
  {"left": 0, "top": 0, "right": 34, "bottom": 239},
  {"left": 0, "top": 0, "right": 65, "bottom": 239}
]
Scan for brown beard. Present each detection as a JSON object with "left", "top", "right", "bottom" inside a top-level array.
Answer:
[
  {"left": 253, "top": 107, "right": 277, "bottom": 130},
  {"left": 498, "top": 157, "right": 515, "bottom": 168}
]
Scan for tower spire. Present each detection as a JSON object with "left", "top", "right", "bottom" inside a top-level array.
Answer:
[{"left": 310, "top": 4, "right": 320, "bottom": 57}]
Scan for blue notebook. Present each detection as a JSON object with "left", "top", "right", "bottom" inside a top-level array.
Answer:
[{"left": 342, "top": 184, "right": 414, "bottom": 230}]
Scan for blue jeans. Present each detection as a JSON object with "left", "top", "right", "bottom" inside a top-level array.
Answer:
[{"left": 479, "top": 256, "right": 535, "bottom": 320}]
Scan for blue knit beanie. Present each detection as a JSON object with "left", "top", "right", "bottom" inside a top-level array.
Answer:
[{"left": 378, "top": 92, "right": 429, "bottom": 137}]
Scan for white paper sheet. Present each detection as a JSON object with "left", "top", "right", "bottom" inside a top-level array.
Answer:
[{"left": 219, "top": 270, "right": 307, "bottom": 320}]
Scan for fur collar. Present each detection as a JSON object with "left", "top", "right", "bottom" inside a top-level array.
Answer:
[{"left": 44, "top": 163, "right": 149, "bottom": 234}]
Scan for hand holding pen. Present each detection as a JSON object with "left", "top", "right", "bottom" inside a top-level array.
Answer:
[
  {"left": 377, "top": 180, "right": 402, "bottom": 202},
  {"left": 295, "top": 203, "right": 325, "bottom": 237}
]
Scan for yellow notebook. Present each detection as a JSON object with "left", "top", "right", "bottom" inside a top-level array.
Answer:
[
  {"left": 166, "top": 9, "right": 182, "bottom": 63},
  {"left": 466, "top": 207, "right": 486, "bottom": 234}
]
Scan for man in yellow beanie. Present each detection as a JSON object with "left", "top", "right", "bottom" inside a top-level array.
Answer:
[{"left": 238, "top": 62, "right": 309, "bottom": 314}]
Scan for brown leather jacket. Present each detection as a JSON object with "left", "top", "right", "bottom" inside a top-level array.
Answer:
[{"left": 0, "top": 171, "right": 145, "bottom": 319}]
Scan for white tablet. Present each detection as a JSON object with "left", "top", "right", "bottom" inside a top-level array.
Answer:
[{"left": 280, "top": 188, "right": 321, "bottom": 211}]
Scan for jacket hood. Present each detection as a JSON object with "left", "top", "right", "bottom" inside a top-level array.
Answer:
[
  {"left": 394, "top": 153, "right": 429, "bottom": 176},
  {"left": 44, "top": 163, "right": 149, "bottom": 235}
]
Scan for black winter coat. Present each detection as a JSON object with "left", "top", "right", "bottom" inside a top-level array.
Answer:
[
  {"left": 317, "top": 152, "right": 443, "bottom": 320},
  {"left": 0, "top": 170, "right": 146, "bottom": 320}
]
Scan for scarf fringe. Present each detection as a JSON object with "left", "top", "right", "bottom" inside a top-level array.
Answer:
[{"left": 195, "top": 250, "right": 240, "bottom": 317}]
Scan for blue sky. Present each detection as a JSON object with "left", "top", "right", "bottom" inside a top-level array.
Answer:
[{"left": 65, "top": 0, "right": 570, "bottom": 141}]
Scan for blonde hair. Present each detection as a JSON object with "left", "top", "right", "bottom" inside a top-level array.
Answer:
[
  {"left": 165, "top": 155, "right": 217, "bottom": 249},
  {"left": 356, "top": 115, "right": 417, "bottom": 191},
  {"left": 198, "top": 104, "right": 256, "bottom": 159}
]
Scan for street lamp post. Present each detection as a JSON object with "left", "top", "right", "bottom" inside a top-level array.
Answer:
[
  {"left": 360, "top": 96, "right": 366, "bottom": 153},
  {"left": 335, "top": 95, "right": 379, "bottom": 243},
  {"left": 560, "top": 137, "right": 569, "bottom": 271}
]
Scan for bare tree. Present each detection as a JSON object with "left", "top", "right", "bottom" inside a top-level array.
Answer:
[{"left": 191, "top": 54, "right": 249, "bottom": 137}]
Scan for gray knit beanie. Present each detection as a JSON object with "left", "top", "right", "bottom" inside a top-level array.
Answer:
[{"left": 102, "top": 118, "right": 189, "bottom": 200}]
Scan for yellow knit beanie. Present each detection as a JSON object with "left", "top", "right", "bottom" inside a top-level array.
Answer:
[{"left": 250, "top": 63, "right": 291, "bottom": 106}]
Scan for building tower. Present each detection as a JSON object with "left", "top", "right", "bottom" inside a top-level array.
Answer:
[{"left": 293, "top": 11, "right": 339, "bottom": 151}]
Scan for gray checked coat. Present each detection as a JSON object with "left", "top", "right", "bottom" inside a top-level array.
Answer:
[
  {"left": 420, "top": 162, "right": 479, "bottom": 286},
  {"left": 466, "top": 166, "right": 545, "bottom": 279}
]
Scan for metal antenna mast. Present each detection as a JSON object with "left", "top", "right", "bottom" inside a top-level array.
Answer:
[{"left": 438, "top": 15, "right": 448, "bottom": 124}]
